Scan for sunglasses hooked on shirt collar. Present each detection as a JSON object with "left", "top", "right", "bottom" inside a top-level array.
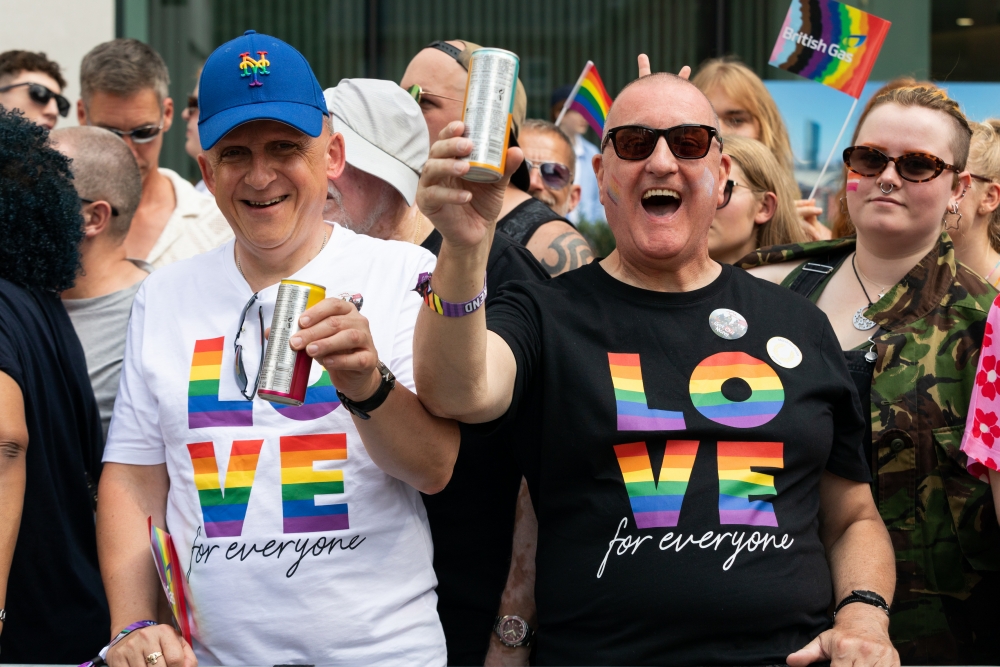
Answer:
[{"left": 0, "top": 81, "right": 71, "bottom": 117}]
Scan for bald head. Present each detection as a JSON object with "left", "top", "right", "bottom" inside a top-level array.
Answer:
[
  {"left": 50, "top": 126, "right": 142, "bottom": 240},
  {"left": 401, "top": 40, "right": 470, "bottom": 142},
  {"left": 605, "top": 73, "right": 720, "bottom": 141}
]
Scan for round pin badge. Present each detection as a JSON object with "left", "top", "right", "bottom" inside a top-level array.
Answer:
[
  {"left": 709, "top": 308, "right": 748, "bottom": 340},
  {"left": 767, "top": 336, "right": 802, "bottom": 369}
]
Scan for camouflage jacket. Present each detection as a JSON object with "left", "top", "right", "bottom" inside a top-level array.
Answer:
[{"left": 739, "top": 232, "right": 1000, "bottom": 663}]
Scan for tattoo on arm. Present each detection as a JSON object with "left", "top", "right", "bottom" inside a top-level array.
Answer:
[{"left": 541, "top": 232, "right": 595, "bottom": 276}]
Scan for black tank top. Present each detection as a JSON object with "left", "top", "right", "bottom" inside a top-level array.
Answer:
[{"left": 496, "top": 197, "right": 571, "bottom": 246}]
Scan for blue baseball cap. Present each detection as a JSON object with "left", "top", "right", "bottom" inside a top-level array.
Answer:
[{"left": 198, "top": 30, "right": 327, "bottom": 149}]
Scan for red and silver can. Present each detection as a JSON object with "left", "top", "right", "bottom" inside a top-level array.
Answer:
[
  {"left": 258, "top": 280, "right": 326, "bottom": 406},
  {"left": 460, "top": 48, "right": 520, "bottom": 183}
]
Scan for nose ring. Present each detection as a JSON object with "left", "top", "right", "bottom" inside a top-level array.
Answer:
[{"left": 879, "top": 182, "right": 894, "bottom": 195}]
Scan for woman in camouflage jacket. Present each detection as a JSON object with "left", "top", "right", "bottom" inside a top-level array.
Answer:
[{"left": 741, "top": 85, "right": 1000, "bottom": 664}]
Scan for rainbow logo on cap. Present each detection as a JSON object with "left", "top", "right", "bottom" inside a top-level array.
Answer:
[{"left": 239, "top": 51, "right": 270, "bottom": 87}]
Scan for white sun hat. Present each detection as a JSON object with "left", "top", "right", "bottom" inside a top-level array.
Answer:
[{"left": 324, "top": 78, "right": 429, "bottom": 206}]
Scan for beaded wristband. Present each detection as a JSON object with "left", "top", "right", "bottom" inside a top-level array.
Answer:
[
  {"left": 413, "top": 271, "right": 487, "bottom": 317},
  {"left": 80, "top": 620, "right": 158, "bottom": 667}
]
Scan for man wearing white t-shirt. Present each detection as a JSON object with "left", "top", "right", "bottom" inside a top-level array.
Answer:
[
  {"left": 97, "top": 31, "right": 457, "bottom": 667},
  {"left": 79, "top": 39, "right": 232, "bottom": 269}
]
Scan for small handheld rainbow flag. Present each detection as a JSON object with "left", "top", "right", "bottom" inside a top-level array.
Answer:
[
  {"left": 148, "top": 517, "right": 195, "bottom": 643},
  {"left": 555, "top": 61, "right": 613, "bottom": 136},
  {"left": 769, "top": 0, "right": 890, "bottom": 98}
]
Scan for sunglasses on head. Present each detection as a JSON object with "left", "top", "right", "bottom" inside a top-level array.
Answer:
[
  {"left": 602, "top": 124, "right": 722, "bottom": 161},
  {"left": 406, "top": 84, "right": 463, "bottom": 104},
  {"left": 234, "top": 292, "right": 265, "bottom": 401},
  {"left": 524, "top": 158, "right": 573, "bottom": 190},
  {"left": 0, "top": 81, "right": 70, "bottom": 117},
  {"left": 98, "top": 119, "right": 165, "bottom": 144},
  {"left": 843, "top": 145, "right": 960, "bottom": 183}
]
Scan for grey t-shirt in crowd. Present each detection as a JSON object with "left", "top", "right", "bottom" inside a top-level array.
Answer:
[{"left": 63, "top": 261, "right": 150, "bottom": 443}]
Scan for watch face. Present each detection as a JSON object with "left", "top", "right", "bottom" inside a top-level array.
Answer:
[{"left": 499, "top": 616, "right": 527, "bottom": 644}]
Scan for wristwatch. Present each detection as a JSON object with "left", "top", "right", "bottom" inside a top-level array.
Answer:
[
  {"left": 494, "top": 614, "right": 534, "bottom": 648},
  {"left": 336, "top": 361, "right": 395, "bottom": 420},
  {"left": 833, "top": 589, "right": 890, "bottom": 620}
]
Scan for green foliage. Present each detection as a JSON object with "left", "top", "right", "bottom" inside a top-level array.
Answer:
[{"left": 577, "top": 218, "right": 616, "bottom": 258}]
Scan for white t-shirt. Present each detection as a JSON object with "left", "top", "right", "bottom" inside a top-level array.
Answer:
[
  {"left": 104, "top": 223, "right": 445, "bottom": 666},
  {"left": 147, "top": 169, "right": 233, "bottom": 269}
]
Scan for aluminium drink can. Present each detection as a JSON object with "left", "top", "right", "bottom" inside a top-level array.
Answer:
[
  {"left": 460, "top": 48, "right": 520, "bottom": 183},
  {"left": 258, "top": 280, "right": 326, "bottom": 406}
]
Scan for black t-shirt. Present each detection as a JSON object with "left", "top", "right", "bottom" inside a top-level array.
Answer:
[
  {"left": 484, "top": 263, "right": 869, "bottom": 666},
  {"left": 420, "top": 229, "right": 549, "bottom": 665},
  {"left": 495, "top": 197, "right": 571, "bottom": 246},
  {"left": 0, "top": 278, "right": 109, "bottom": 663}
]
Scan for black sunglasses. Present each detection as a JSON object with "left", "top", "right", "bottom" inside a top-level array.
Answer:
[
  {"left": 524, "top": 158, "right": 573, "bottom": 189},
  {"left": 602, "top": 124, "right": 722, "bottom": 161},
  {"left": 79, "top": 197, "right": 120, "bottom": 217},
  {"left": 186, "top": 95, "right": 198, "bottom": 111},
  {"left": 843, "top": 145, "right": 959, "bottom": 184},
  {"left": 234, "top": 292, "right": 265, "bottom": 401},
  {"left": 0, "top": 81, "right": 70, "bottom": 117},
  {"left": 716, "top": 180, "right": 754, "bottom": 209}
]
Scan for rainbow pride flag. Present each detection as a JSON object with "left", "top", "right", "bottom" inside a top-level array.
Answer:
[
  {"left": 148, "top": 518, "right": 194, "bottom": 642},
  {"left": 561, "top": 61, "right": 613, "bottom": 135},
  {"left": 769, "top": 0, "right": 890, "bottom": 98}
]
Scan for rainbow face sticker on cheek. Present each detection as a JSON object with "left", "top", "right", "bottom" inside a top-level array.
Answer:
[
  {"left": 606, "top": 174, "right": 623, "bottom": 206},
  {"left": 847, "top": 172, "right": 862, "bottom": 192}
]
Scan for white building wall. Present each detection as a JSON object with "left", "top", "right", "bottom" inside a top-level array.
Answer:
[{"left": 0, "top": 0, "right": 115, "bottom": 127}]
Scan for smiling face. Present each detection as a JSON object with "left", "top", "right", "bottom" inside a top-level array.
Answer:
[
  {"left": 400, "top": 46, "right": 467, "bottom": 143},
  {"left": 847, "top": 103, "right": 967, "bottom": 255},
  {"left": 199, "top": 120, "right": 342, "bottom": 254},
  {"left": 595, "top": 76, "right": 730, "bottom": 269},
  {"left": 0, "top": 70, "right": 63, "bottom": 130},
  {"left": 80, "top": 88, "right": 173, "bottom": 184}
]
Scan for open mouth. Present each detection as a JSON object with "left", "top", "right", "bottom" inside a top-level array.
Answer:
[
  {"left": 244, "top": 195, "right": 289, "bottom": 209},
  {"left": 641, "top": 188, "right": 681, "bottom": 217}
]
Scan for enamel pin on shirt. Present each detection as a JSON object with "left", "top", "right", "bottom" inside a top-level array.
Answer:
[{"left": 709, "top": 308, "right": 748, "bottom": 340}]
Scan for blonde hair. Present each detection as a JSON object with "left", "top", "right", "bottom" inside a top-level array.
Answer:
[
  {"left": 723, "top": 135, "right": 806, "bottom": 248},
  {"left": 831, "top": 81, "right": 972, "bottom": 238},
  {"left": 969, "top": 119, "right": 1000, "bottom": 252},
  {"left": 693, "top": 58, "right": 794, "bottom": 172}
]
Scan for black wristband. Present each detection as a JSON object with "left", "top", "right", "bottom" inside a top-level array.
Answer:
[
  {"left": 336, "top": 361, "right": 395, "bottom": 420},
  {"left": 833, "top": 589, "right": 889, "bottom": 620}
]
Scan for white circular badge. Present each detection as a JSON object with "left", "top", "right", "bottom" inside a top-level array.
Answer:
[{"left": 767, "top": 336, "right": 802, "bottom": 369}]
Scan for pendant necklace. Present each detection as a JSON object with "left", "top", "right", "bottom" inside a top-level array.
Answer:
[{"left": 851, "top": 253, "right": 879, "bottom": 331}]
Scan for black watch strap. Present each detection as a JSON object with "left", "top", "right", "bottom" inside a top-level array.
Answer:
[
  {"left": 833, "top": 589, "right": 889, "bottom": 619},
  {"left": 336, "top": 361, "right": 395, "bottom": 420}
]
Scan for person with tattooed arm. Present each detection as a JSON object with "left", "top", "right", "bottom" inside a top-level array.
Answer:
[
  {"left": 402, "top": 40, "right": 594, "bottom": 277},
  {"left": 412, "top": 71, "right": 898, "bottom": 665}
]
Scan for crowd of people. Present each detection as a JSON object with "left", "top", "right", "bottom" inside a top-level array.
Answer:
[{"left": 0, "top": 28, "right": 998, "bottom": 667}]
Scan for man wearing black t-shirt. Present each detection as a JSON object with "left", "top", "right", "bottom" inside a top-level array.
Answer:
[{"left": 412, "top": 73, "right": 899, "bottom": 665}]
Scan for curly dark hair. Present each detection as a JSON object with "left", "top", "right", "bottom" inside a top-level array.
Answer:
[
  {"left": 0, "top": 108, "right": 82, "bottom": 291},
  {"left": 0, "top": 50, "right": 66, "bottom": 89}
]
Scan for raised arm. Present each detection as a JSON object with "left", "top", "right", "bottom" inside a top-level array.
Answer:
[
  {"left": 412, "top": 121, "right": 524, "bottom": 423},
  {"left": 0, "top": 371, "right": 28, "bottom": 639},
  {"left": 787, "top": 472, "right": 898, "bottom": 667}
]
